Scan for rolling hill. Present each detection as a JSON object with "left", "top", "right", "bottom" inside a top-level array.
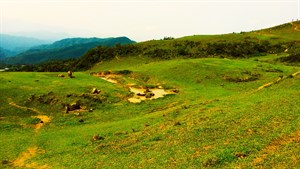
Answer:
[{"left": 0, "top": 21, "right": 299, "bottom": 168}]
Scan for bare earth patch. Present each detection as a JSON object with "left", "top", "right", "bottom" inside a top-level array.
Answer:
[
  {"left": 32, "top": 115, "right": 51, "bottom": 132},
  {"left": 128, "top": 87, "right": 176, "bottom": 103},
  {"left": 12, "top": 146, "right": 49, "bottom": 169},
  {"left": 8, "top": 101, "right": 51, "bottom": 168}
]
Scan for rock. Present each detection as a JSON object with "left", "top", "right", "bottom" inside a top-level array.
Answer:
[
  {"left": 172, "top": 89, "right": 179, "bottom": 93},
  {"left": 69, "top": 101, "right": 80, "bottom": 111},
  {"left": 145, "top": 88, "right": 151, "bottom": 93},
  {"left": 67, "top": 71, "right": 73, "bottom": 78},
  {"left": 92, "top": 135, "right": 104, "bottom": 141},
  {"left": 65, "top": 105, "right": 70, "bottom": 113},
  {"left": 145, "top": 92, "right": 154, "bottom": 98},
  {"left": 137, "top": 93, "right": 146, "bottom": 96},
  {"left": 91, "top": 88, "right": 101, "bottom": 94},
  {"left": 28, "top": 94, "right": 36, "bottom": 101},
  {"left": 58, "top": 74, "right": 65, "bottom": 77}
]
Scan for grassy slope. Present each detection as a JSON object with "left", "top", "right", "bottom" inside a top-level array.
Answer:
[
  {"left": 1, "top": 55, "right": 300, "bottom": 168},
  {"left": 1, "top": 21, "right": 300, "bottom": 168}
]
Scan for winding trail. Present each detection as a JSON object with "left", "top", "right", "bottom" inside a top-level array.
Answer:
[
  {"left": 255, "top": 70, "right": 300, "bottom": 92},
  {"left": 8, "top": 102, "right": 51, "bottom": 168}
]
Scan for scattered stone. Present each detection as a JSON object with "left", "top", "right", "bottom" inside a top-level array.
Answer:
[
  {"left": 145, "top": 92, "right": 153, "bottom": 98},
  {"left": 58, "top": 74, "right": 65, "bottom": 77},
  {"left": 28, "top": 94, "right": 36, "bottom": 101},
  {"left": 91, "top": 88, "right": 101, "bottom": 94},
  {"left": 235, "top": 152, "right": 247, "bottom": 158},
  {"left": 145, "top": 88, "right": 151, "bottom": 93},
  {"left": 65, "top": 105, "right": 70, "bottom": 113},
  {"left": 172, "top": 89, "right": 179, "bottom": 93},
  {"left": 69, "top": 101, "right": 80, "bottom": 111},
  {"left": 92, "top": 135, "right": 104, "bottom": 141},
  {"left": 78, "top": 119, "right": 84, "bottom": 123},
  {"left": 137, "top": 93, "right": 146, "bottom": 96}
]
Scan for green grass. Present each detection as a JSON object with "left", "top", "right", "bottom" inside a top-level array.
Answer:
[
  {"left": 1, "top": 21, "right": 300, "bottom": 168},
  {"left": 1, "top": 55, "right": 300, "bottom": 168}
]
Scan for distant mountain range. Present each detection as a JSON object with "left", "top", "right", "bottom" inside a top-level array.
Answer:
[
  {"left": 0, "top": 34, "right": 50, "bottom": 57},
  {"left": 2, "top": 36, "right": 135, "bottom": 64}
]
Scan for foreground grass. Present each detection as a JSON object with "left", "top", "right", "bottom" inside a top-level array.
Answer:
[{"left": 0, "top": 57, "right": 299, "bottom": 168}]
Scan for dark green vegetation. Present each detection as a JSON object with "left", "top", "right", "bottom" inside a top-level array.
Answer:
[
  {"left": 0, "top": 21, "right": 300, "bottom": 168},
  {"left": 7, "top": 21, "right": 300, "bottom": 72},
  {"left": 3, "top": 37, "right": 135, "bottom": 64}
]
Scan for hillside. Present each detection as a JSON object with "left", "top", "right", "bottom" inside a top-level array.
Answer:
[
  {"left": 4, "top": 37, "right": 135, "bottom": 64},
  {"left": 0, "top": 21, "right": 300, "bottom": 168},
  {"left": 0, "top": 34, "right": 49, "bottom": 57}
]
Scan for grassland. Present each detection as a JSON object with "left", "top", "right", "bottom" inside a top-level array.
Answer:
[
  {"left": 1, "top": 54, "right": 299, "bottom": 168},
  {"left": 1, "top": 21, "right": 300, "bottom": 168}
]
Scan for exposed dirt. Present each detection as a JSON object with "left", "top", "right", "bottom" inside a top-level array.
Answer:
[
  {"left": 8, "top": 101, "right": 51, "bottom": 168},
  {"left": 12, "top": 146, "right": 49, "bottom": 169},
  {"left": 128, "top": 87, "right": 176, "bottom": 103},
  {"left": 91, "top": 71, "right": 178, "bottom": 103},
  {"left": 32, "top": 115, "right": 51, "bottom": 132},
  {"left": 255, "top": 70, "right": 300, "bottom": 92},
  {"left": 9, "top": 102, "right": 43, "bottom": 114},
  {"left": 91, "top": 71, "right": 119, "bottom": 83}
]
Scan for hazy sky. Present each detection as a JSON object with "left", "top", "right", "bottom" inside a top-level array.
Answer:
[{"left": 1, "top": 0, "right": 299, "bottom": 41}]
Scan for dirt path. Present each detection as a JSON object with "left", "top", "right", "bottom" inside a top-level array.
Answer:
[
  {"left": 9, "top": 102, "right": 51, "bottom": 132},
  {"left": 13, "top": 146, "right": 49, "bottom": 169},
  {"left": 8, "top": 102, "right": 51, "bottom": 168},
  {"left": 255, "top": 70, "right": 300, "bottom": 92}
]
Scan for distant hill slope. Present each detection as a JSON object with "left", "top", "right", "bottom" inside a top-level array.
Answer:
[
  {"left": 5, "top": 37, "right": 135, "bottom": 64},
  {"left": 5, "top": 21, "right": 300, "bottom": 71},
  {"left": 67, "top": 21, "right": 300, "bottom": 71},
  {"left": 0, "top": 34, "right": 49, "bottom": 57},
  {"left": 0, "top": 47, "right": 15, "bottom": 59}
]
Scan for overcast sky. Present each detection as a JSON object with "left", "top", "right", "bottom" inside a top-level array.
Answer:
[{"left": 0, "top": 0, "right": 299, "bottom": 41}]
